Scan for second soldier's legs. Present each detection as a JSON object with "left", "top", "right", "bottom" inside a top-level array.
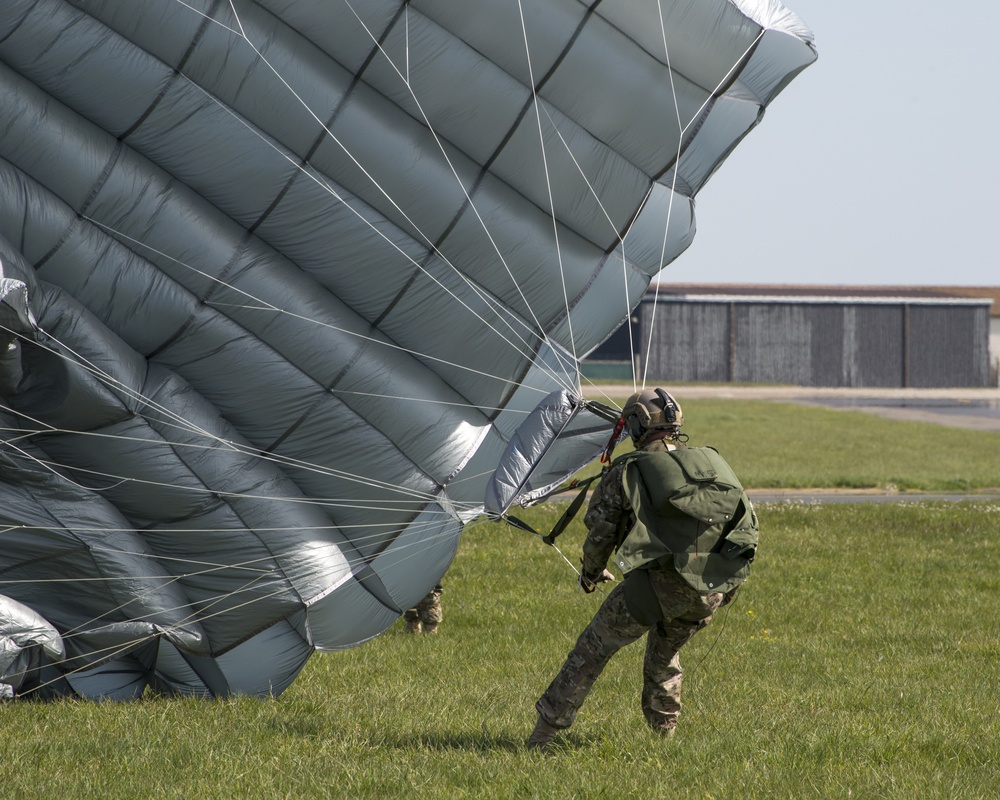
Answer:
[
  {"left": 404, "top": 583, "right": 443, "bottom": 634},
  {"left": 418, "top": 583, "right": 443, "bottom": 633}
]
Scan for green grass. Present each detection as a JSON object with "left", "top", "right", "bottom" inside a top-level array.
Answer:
[
  {"left": 2, "top": 398, "right": 999, "bottom": 798},
  {"left": 3, "top": 502, "right": 999, "bottom": 798},
  {"left": 577, "top": 396, "right": 1000, "bottom": 491}
]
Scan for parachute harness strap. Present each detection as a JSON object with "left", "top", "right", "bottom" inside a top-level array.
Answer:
[{"left": 503, "top": 473, "right": 599, "bottom": 546}]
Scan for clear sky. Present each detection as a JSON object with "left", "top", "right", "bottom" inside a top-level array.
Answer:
[{"left": 660, "top": 1, "right": 1000, "bottom": 288}]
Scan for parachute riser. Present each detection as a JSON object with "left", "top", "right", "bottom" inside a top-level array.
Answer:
[{"left": 501, "top": 471, "right": 599, "bottom": 546}]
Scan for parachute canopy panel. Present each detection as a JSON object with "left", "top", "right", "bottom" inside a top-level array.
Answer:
[
  {"left": 484, "top": 390, "right": 620, "bottom": 519},
  {"left": 0, "top": 1, "right": 814, "bottom": 698}
]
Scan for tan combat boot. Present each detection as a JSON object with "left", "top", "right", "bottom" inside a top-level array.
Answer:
[{"left": 405, "top": 618, "right": 422, "bottom": 634}]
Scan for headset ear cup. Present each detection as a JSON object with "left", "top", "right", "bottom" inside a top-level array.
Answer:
[{"left": 654, "top": 388, "right": 676, "bottom": 423}]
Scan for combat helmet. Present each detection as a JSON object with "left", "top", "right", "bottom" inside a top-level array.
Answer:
[{"left": 621, "top": 387, "right": 683, "bottom": 445}]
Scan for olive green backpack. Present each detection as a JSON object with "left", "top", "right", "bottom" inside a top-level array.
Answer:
[{"left": 613, "top": 447, "right": 758, "bottom": 596}]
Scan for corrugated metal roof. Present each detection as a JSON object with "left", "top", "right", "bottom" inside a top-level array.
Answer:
[{"left": 646, "top": 284, "right": 1000, "bottom": 314}]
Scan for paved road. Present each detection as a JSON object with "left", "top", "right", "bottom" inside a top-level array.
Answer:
[{"left": 747, "top": 488, "right": 1000, "bottom": 504}]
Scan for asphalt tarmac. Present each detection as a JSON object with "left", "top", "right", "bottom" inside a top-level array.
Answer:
[{"left": 747, "top": 488, "right": 1000, "bottom": 504}]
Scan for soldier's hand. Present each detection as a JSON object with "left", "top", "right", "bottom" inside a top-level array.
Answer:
[{"left": 579, "top": 567, "right": 615, "bottom": 593}]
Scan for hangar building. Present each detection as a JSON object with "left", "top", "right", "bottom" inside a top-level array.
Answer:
[{"left": 585, "top": 285, "right": 1000, "bottom": 388}]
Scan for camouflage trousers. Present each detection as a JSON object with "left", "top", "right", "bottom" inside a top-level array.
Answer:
[
  {"left": 404, "top": 583, "right": 443, "bottom": 628},
  {"left": 535, "top": 569, "right": 723, "bottom": 732}
]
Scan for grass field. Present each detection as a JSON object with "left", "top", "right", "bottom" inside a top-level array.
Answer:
[
  {"left": 578, "top": 396, "right": 1000, "bottom": 491},
  {"left": 2, "top": 401, "right": 999, "bottom": 798}
]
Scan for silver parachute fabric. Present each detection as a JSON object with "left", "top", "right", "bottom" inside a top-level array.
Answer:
[{"left": 0, "top": 1, "right": 816, "bottom": 699}]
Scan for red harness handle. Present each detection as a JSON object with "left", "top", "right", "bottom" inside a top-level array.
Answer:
[{"left": 601, "top": 416, "right": 625, "bottom": 464}]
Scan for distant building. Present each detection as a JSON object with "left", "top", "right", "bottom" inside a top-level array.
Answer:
[{"left": 585, "top": 285, "right": 1000, "bottom": 388}]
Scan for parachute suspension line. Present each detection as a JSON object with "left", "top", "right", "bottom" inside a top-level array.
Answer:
[
  {"left": 342, "top": 0, "right": 575, "bottom": 396},
  {"left": 169, "top": 0, "right": 240, "bottom": 36},
  {"left": 484, "top": 513, "right": 615, "bottom": 598},
  {"left": 33, "top": 535, "right": 464, "bottom": 692},
  {"left": 14, "top": 573, "right": 295, "bottom": 698},
  {"left": 1, "top": 512, "right": 464, "bottom": 669},
  {"left": 0, "top": 323, "right": 246, "bottom": 456},
  {"left": 403, "top": 1, "right": 410, "bottom": 85},
  {"left": 0, "top": 515, "right": 460, "bottom": 625},
  {"left": 95, "top": 155, "right": 558, "bottom": 403},
  {"left": 0, "top": 515, "right": 459, "bottom": 555},
  {"left": 203, "top": 2, "right": 575, "bottom": 397},
  {"left": 78, "top": 218, "right": 563, "bottom": 409},
  {"left": 12, "top": 633, "right": 166, "bottom": 700},
  {"left": 0, "top": 361, "right": 482, "bottom": 533},
  {"left": 37, "top": 558, "right": 283, "bottom": 643},
  {"left": 0, "top": 444, "right": 461, "bottom": 516},
  {"left": 0, "top": 413, "right": 454, "bottom": 513},
  {"left": 482, "top": 514, "right": 579, "bottom": 578},
  {"left": 620, "top": 182, "right": 662, "bottom": 398},
  {"left": 535, "top": 104, "right": 644, "bottom": 398},
  {"left": 224, "top": 0, "right": 246, "bottom": 38},
  {"left": 656, "top": 0, "right": 686, "bottom": 137},
  {"left": 0, "top": 423, "right": 481, "bottom": 518},
  {"left": 0, "top": 513, "right": 463, "bottom": 596},
  {"left": 516, "top": 0, "right": 579, "bottom": 386},
  {"left": 0, "top": 338, "right": 476, "bottom": 517},
  {"left": 623, "top": 226, "right": 639, "bottom": 397},
  {"left": 0, "top": 325, "right": 460, "bottom": 507},
  {"left": 638, "top": 0, "right": 687, "bottom": 392},
  {"left": 0, "top": 550, "right": 292, "bottom": 686},
  {"left": 270, "top": 387, "right": 535, "bottom": 418},
  {"left": 166, "top": 3, "right": 576, "bottom": 406},
  {"left": 639, "top": 14, "right": 768, "bottom": 390},
  {"left": 1, "top": 297, "right": 568, "bottom": 543},
  {"left": 537, "top": 105, "right": 624, "bottom": 246}
]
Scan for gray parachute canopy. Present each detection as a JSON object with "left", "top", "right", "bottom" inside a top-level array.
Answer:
[{"left": 0, "top": 0, "right": 815, "bottom": 699}]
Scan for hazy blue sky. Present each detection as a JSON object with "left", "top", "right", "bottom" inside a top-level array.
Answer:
[{"left": 661, "top": 1, "right": 999, "bottom": 288}]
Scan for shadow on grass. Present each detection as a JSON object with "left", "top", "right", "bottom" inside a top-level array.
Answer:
[
  {"left": 269, "top": 716, "right": 594, "bottom": 753},
  {"left": 378, "top": 729, "right": 598, "bottom": 754}
]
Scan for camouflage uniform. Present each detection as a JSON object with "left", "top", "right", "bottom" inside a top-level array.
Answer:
[
  {"left": 535, "top": 436, "right": 726, "bottom": 734},
  {"left": 404, "top": 583, "right": 443, "bottom": 634}
]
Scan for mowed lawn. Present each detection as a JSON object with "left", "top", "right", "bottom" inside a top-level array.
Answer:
[
  {"left": 580, "top": 395, "right": 1000, "bottom": 491},
  {"left": 1, "top": 400, "right": 998, "bottom": 799}
]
